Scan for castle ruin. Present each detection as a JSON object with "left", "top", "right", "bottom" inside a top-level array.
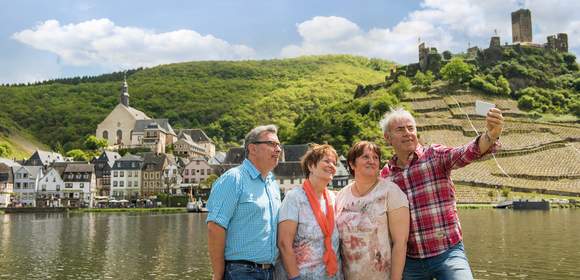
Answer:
[{"left": 512, "top": 9, "right": 533, "bottom": 44}]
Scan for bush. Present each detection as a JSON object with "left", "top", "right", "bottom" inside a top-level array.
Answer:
[{"left": 518, "top": 95, "right": 535, "bottom": 110}]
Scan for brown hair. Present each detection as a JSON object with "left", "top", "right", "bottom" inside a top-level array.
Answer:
[
  {"left": 300, "top": 144, "right": 338, "bottom": 178},
  {"left": 347, "top": 141, "right": 381, "bottom": 176}
]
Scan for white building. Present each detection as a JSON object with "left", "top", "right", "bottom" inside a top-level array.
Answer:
[
  {"left": 110, "top": 154, "right": 143, "bottom": 200},
  {"left": 12, "top": 166, "right": 43, "bottom": 206},
  {"left": 62, "top": 163, "right": 96, "bottom": 208},
  {"left": 37, "top": 167, "right": 65, "bottom": 207}
]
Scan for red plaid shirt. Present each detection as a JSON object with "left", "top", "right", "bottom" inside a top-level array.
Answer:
[{"left": 380, "top": 137, "right": 499, "bottom": 258}]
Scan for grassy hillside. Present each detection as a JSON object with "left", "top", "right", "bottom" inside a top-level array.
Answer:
[
  {"left": 0, "top": 55, "right": 394, "bottom": 152},
  {"left": 0, "top": 115, "right": 46, "bottom": 159}
]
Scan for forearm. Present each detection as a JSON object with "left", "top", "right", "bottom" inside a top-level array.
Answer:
[
  {"left": 279, "top": 243, "right": 300, "bottom": 278},
  {"left": 390, "top": 241, "right": 407, "bottom": 280},
  {"left": 478, "top": 131, "right": 498, "bottom": 155},
  {"left": 207, "top": 222, "right": 226, "bottom": 280}
]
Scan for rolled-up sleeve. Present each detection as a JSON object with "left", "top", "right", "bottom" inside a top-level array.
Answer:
[{"left": 206, "top": 173, "right": 240, "bottom": 229}]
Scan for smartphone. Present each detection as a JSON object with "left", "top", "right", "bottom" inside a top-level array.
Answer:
[{"left": 475, "top": 100, "right": 495, "bottom": 116}]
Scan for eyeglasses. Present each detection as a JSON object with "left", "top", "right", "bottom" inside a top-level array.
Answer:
[{"left": 251, "top": 141, "right": 282, "bottom": 148}]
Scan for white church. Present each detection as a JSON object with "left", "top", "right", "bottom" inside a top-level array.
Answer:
[{"left": 96, "top": 78, "right": 176, "bottom": 154}]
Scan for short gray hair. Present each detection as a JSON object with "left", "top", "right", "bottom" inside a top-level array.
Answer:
[
  {"left": 379, "top": 107, "right": 416, "bottom": 134},
  {"left": 244, "top": 124, "right": 278, "bottom": 157}
]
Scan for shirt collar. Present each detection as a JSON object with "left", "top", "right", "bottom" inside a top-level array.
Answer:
[
  {"left": 389, "top": 144, "right": 425, "bottom": 170},
  {"left": 242, "top": 158, "right": 272, "bottom": 181}
]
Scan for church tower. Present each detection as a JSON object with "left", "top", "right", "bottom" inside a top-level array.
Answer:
[{"left": 120, "top": 74, "right": 129, "bottom": 107}]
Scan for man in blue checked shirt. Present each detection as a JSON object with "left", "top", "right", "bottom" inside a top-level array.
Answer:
[{"left": 207, "top": 124, "right": 282, "bottom": 280}]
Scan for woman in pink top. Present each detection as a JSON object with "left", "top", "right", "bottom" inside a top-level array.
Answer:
[{"left": 335, "top": 141, "right": 410, "bottom": 280}]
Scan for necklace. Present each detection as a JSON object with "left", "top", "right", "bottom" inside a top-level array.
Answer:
[{"left": 354, "top": 179, "right": 379, "bottom": 197}]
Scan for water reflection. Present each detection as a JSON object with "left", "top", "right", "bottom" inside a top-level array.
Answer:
[
  {"left": 0, "top": 212, "right": 211, "bottom": 279},
  {"left": 0, "top": 210, "right": 578, "bottom": 279},
  {"left": 461, "top": 209, "right": 580, "bottom": 279}
]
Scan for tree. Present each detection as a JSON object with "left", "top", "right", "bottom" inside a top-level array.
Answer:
[
  {"left": 0, "top": 143, "right": 11, "bottom": 157},
  {"left": 201, "top": 174, "right": 219, "bottom": 189},
  {"left": 83, "top": 135, "right": 108, "bottom": 151},
  {"left": 390, "top": 76, "right": 412, "bottom": 98},
  {"left": 442, "top": 50, "right": 452, "bottom": 60},
  {"left": 414, "top": 71, "right": 434, "bottom": 90},
  {"left": 66, "top": 149, "right": 89, "bottom": 161},
  {"left": 441, "top": 57, "right": 473, "bottom": 85}
]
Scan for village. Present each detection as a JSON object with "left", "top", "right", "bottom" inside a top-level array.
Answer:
[{"left": 0, "top": 79, "right": 351, "bottom": 209}]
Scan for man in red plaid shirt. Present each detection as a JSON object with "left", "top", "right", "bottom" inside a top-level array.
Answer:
[{"left": 379, "top": 107, "right": 503, "bottom": 280}]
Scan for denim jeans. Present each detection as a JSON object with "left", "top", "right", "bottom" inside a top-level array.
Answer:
[
  {"left": 224, "top": 262, "right": 274, "bottom": 280},
  {"left": 403, "top": 241, "right": 473, "bottom": 280}
]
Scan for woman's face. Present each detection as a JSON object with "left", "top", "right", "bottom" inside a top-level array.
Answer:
[
  {"left": 308, "top": 153, "right": 337, "bottom": 183},
  {"left": 350, "top": 147, "right": 380, "bottom": 179}
]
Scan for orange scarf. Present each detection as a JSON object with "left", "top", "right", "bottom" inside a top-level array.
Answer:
[{"left": 302, "top": 179, "right": 338, "bottom": 277}]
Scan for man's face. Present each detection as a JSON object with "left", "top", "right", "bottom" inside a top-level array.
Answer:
[
  {"left": 249, "top": 132, "right": 281, "bottom": 171},
  {"left": 384, "top": 117, "right": 418, "bottom": 155}
]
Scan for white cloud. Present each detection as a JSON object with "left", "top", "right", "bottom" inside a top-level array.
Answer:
[
  {"left": 12, "top": 18, "right": 256, "bottom": 69},
  {"left": 281, "top": 0, "right": 579, "bottom": 63}
]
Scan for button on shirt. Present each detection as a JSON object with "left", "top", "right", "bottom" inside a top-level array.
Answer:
[
  {"left": 380, "top": 136, "right": 500, "bottom": 259},
  {"left": 206, "top": 159, "right": 281, "bottom": 264}
]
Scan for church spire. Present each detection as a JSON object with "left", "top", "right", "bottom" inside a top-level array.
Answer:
[{"left": 120, "top": 71, "right": 129, "bottom": 107}]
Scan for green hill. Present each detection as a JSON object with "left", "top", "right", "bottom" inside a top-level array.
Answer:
[{"left": 0, "top": 55, "right": 396, "bottom": 154}]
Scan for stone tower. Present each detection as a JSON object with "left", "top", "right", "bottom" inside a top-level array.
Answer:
[
  {"left": 512, "top": 9, "right": 532, "bottom": 43},
  {"left": 120, "top": 75, "right": 129, "bottom": 107}
]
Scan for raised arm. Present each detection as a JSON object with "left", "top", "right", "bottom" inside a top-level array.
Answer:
[
  {"left": 388, "top": 207, "right": 410, "bottom": 280},
  {"left": 278, "top": 220, "right": 300, "bottom": 278},
  {"left": 478, "top": 107, "right": 504, "bottom": 154}
]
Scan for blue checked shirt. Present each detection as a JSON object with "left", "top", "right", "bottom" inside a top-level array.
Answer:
[{"left": 206, "top": 159, "right": 281, "bottom": 264}]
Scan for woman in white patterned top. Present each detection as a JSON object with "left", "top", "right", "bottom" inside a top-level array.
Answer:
[{"left": 335, "top": 141, "right": 409, "bottom": 280}]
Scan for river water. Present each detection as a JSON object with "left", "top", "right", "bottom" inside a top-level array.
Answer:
[{"left": 0, "top": 209, "right": 578, "bottom": 279}]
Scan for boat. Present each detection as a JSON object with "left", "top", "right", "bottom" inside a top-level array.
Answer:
[
  {"left": 186, "top": 200, "right": 205, "bottom": 212},
  {"left": 494, "top": 200, "right": 513, "bottom": 209},
  {"left": 187, "top": 187, "right": 207, "bottom": 213}
]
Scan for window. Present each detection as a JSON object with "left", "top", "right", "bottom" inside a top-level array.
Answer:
[
  {"left": 128, "top": 172, "right": 132, "bottom": 177},
  {"left": 133, "top": 182, "right": 138, "bottom": 188},
  {"left": 134, "top": 171, "right": 138, "bottom": 177},
  {"left": 201, "top": 169, "right": 205, "bottom": 175},
  {"left": 120, "top": 171, "right": 124, "bottom": 177},
  {"left": 53, "top": 178, "right": 56, "bottom": 183},
  {"left": 120, "top": 181, "right": 124, "bottom": 187},
  {"left": 80, "top": 183, "right": 84, "bottom": 188},
  {"left": 113, "top": 181, "right": 118, "bottom": 187},
  {"left": 23, "top": 173, "right": 28, "bottom": 179},
  {"left": 144, "top": 173, "right": 148, "bottom": 179},
  {"left": 76, "top": 174, "right": 81, "bottom": 180},
  {"left": 102, "top": 130, "right": 108, "bottom": 140},
  {"left": 196, "top": 161, "right": 200, "bottom": 165},
  {"left": 65, "top": 183, "right": 73, "bottom": 188},
  {"left": 83, "top": 174, "right": 89, "bottom": 179},
  {"left": 113, "top": 171, "right": 118, "bottom": 177},
  {"left": 42, "top": 184, "right": 46, "bottom": 191},
  {"left": 56, "top": 185, "right": 60, "bottom": 191},
  {"left": 23, "top": 182, "right": 28, "bottom": 189},
  {"left": 128, "top": 181, "right": 132, "bottom": 187},
  {"left": 184, "top": 169, "right": 189, "bottom": 175},
  {"left": 156, "top": 173, "right": 160, "bottom": 179},
  {"left": 207, "top": 169, "right": 211, "bottom": 175}
]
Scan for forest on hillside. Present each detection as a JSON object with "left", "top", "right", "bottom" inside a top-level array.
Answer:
[{"left": 0, "top": 48, "right": 578, "bottom": 158}]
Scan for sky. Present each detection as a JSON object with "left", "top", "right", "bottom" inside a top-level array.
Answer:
[{"left": 1, "top": 0, "right": 579, "bottom": 84}]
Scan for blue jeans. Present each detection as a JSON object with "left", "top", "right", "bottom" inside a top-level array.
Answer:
[
  {"left": 403, "top": 241, "right": 473, "bottom": 280},
  {"left": 224, "top": 262, "right": 274, "bottom": 280}
]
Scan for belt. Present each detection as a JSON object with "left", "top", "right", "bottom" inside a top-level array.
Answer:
[{"left": 226, "top": 260, "right": 274, "bottom": 270}]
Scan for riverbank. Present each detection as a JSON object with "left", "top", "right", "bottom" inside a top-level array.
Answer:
[{"left": 73, "top": 207, "right": 188, "bottom": 213}]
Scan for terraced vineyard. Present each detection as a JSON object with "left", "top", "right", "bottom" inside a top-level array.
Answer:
[{"left": 402, "top": 92, "right": 580, "bottom": 199}]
